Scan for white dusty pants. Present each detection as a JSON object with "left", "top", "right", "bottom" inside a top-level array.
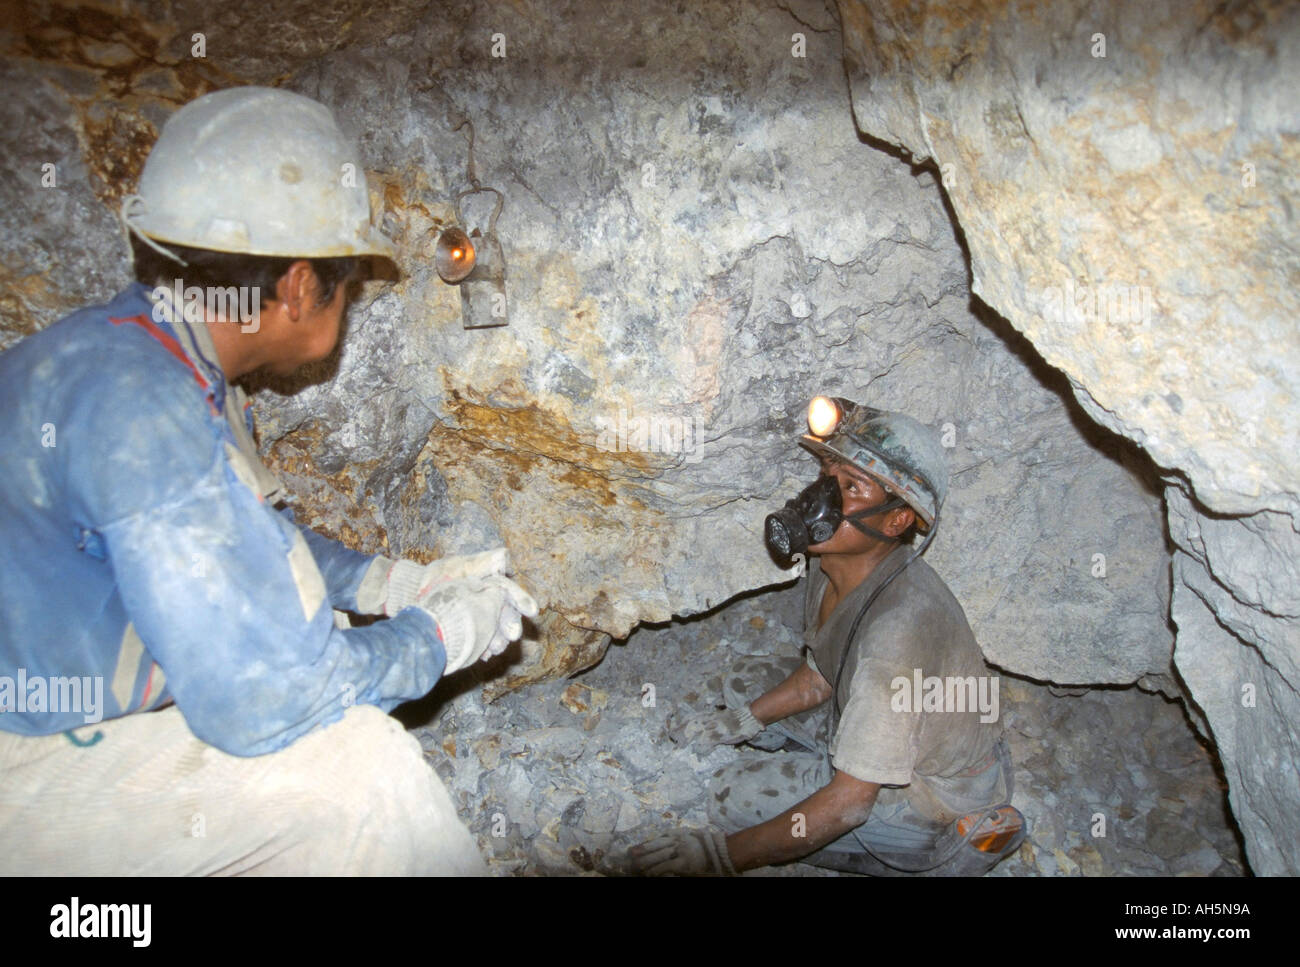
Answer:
[{"left": 0, "top": 704, "right": 487, "bottom": 876}]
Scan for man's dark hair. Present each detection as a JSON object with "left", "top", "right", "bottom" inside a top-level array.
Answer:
[{"left": 131, "top": 236, "right": 360, "bottom": 308}]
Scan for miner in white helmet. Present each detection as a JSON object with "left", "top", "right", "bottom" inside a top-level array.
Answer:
[
  {"left": 0, "top": 87, "right": 535, "bottom": 874},
  {"left": 629, "top": 397, "right": 1025, "bottom": 876}
]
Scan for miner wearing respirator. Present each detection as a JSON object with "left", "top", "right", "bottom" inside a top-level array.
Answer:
[
  {"left": 0, "top": 87, "right": 537, "bottom": 874},
  {"left": 630, "top": 398, "right": 1026, "bottom": 876}
]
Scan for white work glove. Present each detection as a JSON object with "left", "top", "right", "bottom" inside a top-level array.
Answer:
[
  {"left": 356, "top": 547, "right": 511, "bottom": 617},
  {"left": 412, "top": 573, "right": 539, "bottom": 674},
  {"left": 667, "top": 705, "right": 764, "bottom": 754},
  {"left": 628, "top": 828, "right": 737, "bottom": 876}
]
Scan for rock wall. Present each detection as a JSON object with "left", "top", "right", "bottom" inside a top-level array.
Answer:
[
  {"left": 0, "top": 0, "right": 1228, "bottom": 852},
  {"left": 0, "top": 0, "right": 1174, "bottom": 694},
  {"left": 836, "top": 0, "right": 1299, "bottom": 873}
]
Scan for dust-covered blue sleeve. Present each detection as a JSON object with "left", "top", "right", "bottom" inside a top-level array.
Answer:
[
  {"left": 69, "top": 363, "right": 447, "bottom": 756},
  {"left": 277, "top": 506, "right": 378, "bottom": 612}
]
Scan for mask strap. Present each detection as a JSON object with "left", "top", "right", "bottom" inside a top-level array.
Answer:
[{"left": 843, "top": 495, "right": 907, "bottom": 543}]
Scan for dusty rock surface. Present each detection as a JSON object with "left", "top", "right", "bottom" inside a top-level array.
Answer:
[
  {"left": 835, "top": 0, "right": 1299, "bottom": 873},
  {"left": 1, "top": 0, "right": 1174, "bottom": 693},
  {"left": 0, "top": 0, "right": 1283, "bottom": 872},
  {"left": 413, "top": 581, "right": 1243, "bottom": 876}
]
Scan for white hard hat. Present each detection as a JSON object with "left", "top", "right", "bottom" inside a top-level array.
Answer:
[{"left": 122, "top": 86, "right": 395, "bottom": 260}]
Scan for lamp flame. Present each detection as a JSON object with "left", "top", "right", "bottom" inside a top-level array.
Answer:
[{"left": 435, "top": 228, "right": 477, "bottom": 283}]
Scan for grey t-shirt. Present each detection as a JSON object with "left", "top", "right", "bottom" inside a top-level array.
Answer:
[{"left": 805, "top": 549, "right": 999, "bottom": 787}]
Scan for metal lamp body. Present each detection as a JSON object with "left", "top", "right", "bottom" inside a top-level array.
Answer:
[{"left": 457, "top": 228, "right": 508, "bottom": 329}]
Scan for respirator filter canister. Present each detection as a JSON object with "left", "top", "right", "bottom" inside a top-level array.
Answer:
[{"left": 764, "top": 474, "right": 843, "bottom": 559}]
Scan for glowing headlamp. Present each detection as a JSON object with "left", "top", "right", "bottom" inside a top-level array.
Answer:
[{"left": 807, "top": 395, "right": 846, "bottom": 438}]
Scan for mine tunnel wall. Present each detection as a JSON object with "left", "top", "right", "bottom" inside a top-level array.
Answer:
[{"left": 1, "top": 0, "right": 1295, "bottom": 872}]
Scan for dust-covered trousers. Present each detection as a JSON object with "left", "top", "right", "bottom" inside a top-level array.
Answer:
[
  {"left": 708, "top": 655, "right": 1008, "bottom": 861},
  {"left": 0, "top": 703, "right": 486, "bottom": 875}
]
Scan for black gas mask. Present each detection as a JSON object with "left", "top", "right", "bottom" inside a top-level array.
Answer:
[
  {"left": 764, "top": 475, "right": 841, "bottom": 559},
  {"left": 764, "top": 473, "right": 907, "bottom": 560}
]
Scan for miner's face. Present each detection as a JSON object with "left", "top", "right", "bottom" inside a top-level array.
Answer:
[
  {"left": 263, "top": 263, "right": 353, "bottom": 376},
  {"left": 291, "top": 275, "right": 348, "bottom": 370},
  {"left": 807, "top": 456, "right": 912, "bottom": 553}
]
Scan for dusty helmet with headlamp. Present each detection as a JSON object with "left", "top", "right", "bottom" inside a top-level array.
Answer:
[
  {"left": 764, "top": 397, "right": 948, "bottom": 561},
  {"left": 800, "top": 396, "right": 948, "bottom": 532}
]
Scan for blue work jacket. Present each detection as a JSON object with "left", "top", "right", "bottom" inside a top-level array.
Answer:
[{"left": 0, "top": 284, "right": 446, "bottom": 754}]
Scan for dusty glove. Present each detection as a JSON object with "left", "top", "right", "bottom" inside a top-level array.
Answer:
[
  {"left": 628, "top": 828, "right": 736, "bottom": 876},
  {"left": 413, "top": 573, "right": 539, "bottom": 673},
  {"left": 476, "top": 574, "right": 540, "bottom": 658},
  {"left": 355, "top": 548, "right": 511, "bottom": 617},
  {"left": 668, "top": 705, "right": 764, "bottom": 754}
]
